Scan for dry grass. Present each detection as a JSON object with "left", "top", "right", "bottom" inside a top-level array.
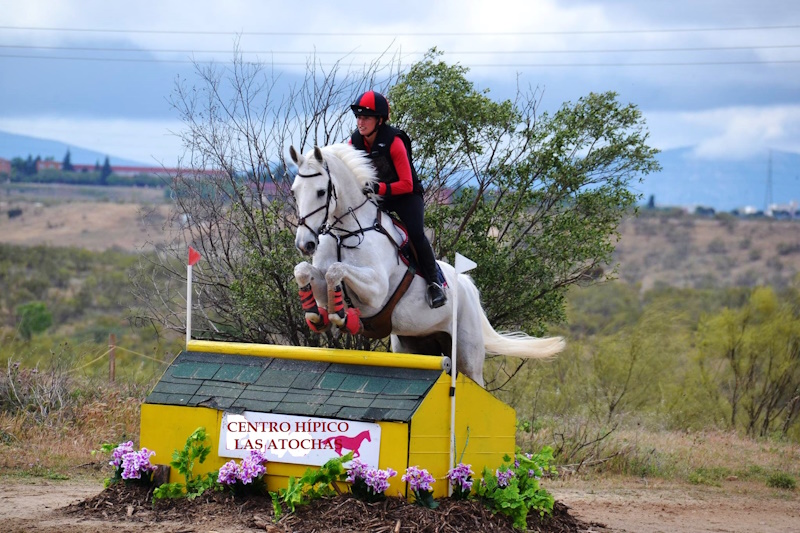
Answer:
[
  {"left": 0, "top": 382, "right": 148, "bottom": 477},
  {"left": 615, "top": 213, "right": 800, "bottom": 290}
]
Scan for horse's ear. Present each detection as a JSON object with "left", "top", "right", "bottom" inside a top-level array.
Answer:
[
  {"left": 289, "top": 145, "right": 301, "bottom": 165},
  {"left": 313, "top": 146, "right": 324, "bottom": 164}
]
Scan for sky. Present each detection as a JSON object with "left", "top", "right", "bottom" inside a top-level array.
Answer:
[{"left": 1, "top": 0, "right": 799, "bottom": 183}]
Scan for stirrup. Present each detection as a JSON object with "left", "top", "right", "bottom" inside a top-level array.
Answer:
[{"left": 426, "top": 283, "right": 447, "bottom": 309}]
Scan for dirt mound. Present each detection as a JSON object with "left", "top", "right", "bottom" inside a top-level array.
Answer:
[{"left": 64, "top": 481, "right": 603, "bottom": 532}]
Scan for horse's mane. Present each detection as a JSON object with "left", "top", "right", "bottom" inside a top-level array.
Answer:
[{"left": 321, "top": 143, "right": 377, "bottom": 189}]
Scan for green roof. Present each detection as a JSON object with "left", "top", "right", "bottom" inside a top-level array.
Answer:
[{"left": 145, "top": 350, "right": 442, "bottom": 423}]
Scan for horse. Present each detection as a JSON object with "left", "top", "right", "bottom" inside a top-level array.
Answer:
[
  {"left": 321, "top": 430, "right": 372, "bottom": 458},
  {"left": 289, "top": 143, "right": 565, "bottom": 387}
]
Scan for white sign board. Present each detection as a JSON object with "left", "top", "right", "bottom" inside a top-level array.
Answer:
[{"left": 219, "top": 411, "right": 381, "bottom": 468}]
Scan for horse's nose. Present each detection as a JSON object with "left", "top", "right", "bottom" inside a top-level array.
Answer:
[{"left": 301, "top": 240, "right": 316, "bottom": 256}]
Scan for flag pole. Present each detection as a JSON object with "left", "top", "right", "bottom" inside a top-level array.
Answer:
[
  {"left": 449, "top": 252, "right": 477, "bottom": 495},
  {"left": 186, "top": 247, "right": 201, "bottom": 348},
  {"left": 186, "top": 261, "right": 193, "bottom": 348}
]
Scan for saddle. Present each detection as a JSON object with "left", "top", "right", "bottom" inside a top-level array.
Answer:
[{"left": 354, "top": 210, "right": 444, "bottom": 339}]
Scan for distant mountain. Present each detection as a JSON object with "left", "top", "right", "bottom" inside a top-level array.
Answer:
[
  {"left": 640, "top": 147, "right": 800, "bottom": 212},
  {"left": 0, "top": 130, "right": 147, "bottom": 167}
]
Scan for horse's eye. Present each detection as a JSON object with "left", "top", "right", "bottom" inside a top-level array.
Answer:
[{"left": 316, "top": 189, "right": 326, "bottom": 198}]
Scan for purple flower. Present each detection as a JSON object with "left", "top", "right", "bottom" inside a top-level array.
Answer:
[
  {"left": 402, "top": 466, "right": 435, "bottom": 493},
  {"left": 496, "top": 468, "right": 515, "bottom": 488},
  {"left": 110, "top": 441, "right": 134, "bottom": 468},
  {"left": 120, "top": 447, "right": 155, "bottom": 480},
  {"left": 446, "top": 463, "right": 474, "bottom": 496},
  {"left": 217, "top": 450, "right": 269, "bottom": 486},
  {"left": 346, "top": 458, "right": 370, "bottom": 484},
  {"left": 347, "top": 460, "right": 396, "bottom": 496},
  {"left": 218, "top": 460, "right": 239, "bottom": 485}
]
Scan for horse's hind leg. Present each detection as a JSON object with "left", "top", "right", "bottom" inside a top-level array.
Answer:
[{"left": 294, "top": 262, "right": 330, "bottom": 333}]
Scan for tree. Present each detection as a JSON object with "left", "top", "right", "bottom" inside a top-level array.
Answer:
[
  {"left": 17, "top": 301, "right": 53, "bottom": 340},
  {"left": 130, "top": 48, "right": 659, "bottom": 385},
  {"left": 100, "top": 156, "right": 112, "bottom": 184},
  {"left": 62, "top": 149, "right": 74, "bottom": 171},
  {"left": 697, "top": 286, "right": 800, "bottom": 438}
]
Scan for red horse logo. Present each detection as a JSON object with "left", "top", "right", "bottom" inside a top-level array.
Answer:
[{"left": 321, "top": 430, "right": 371, "bottom": 458}]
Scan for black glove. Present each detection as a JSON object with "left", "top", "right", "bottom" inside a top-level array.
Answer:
[{"left": 362, "top": 182, "right": 380, "bottom": 196}]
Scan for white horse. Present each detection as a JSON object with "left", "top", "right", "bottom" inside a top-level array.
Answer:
[{"left": 289, "top": 143, "right": 564, "bottom": 386}]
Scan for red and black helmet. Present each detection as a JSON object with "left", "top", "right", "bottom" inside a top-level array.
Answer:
[{"left": 351, "top": 91, "right": 390, "bottom": 120}]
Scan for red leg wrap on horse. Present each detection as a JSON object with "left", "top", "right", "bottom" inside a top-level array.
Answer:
[
  {"left": 298, "top": 284, "right": 318, "bottom": 312},
  {"left": 343, "top": 307, "right": 362, "bottom": 335},
  {"left": 306, "top": 308, "right": 330, "bottom": 333}
]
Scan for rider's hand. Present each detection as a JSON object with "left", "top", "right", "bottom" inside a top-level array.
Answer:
[{"left": 362, "top": 182, "right": 380, "bottom": 196}]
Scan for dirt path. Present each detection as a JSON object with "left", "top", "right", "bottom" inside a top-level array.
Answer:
[
  {"left": 549, "top": 478, "right": 800, "bottom": 533},
  {"left": 1, "top": 477, "right": 797, "bottom": 533}
]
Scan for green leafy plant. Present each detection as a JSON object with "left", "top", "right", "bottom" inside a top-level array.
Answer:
[
  {"left": 475, "top": 449, "right": 556, "bottom": 530},
  {"left": 766, "top": 472, "right": 796, "bottom": 490},
  {"left": 271, "top": 452, "right": 352, "bottom": 519},
  {"left": 152, "top": 427, "right": 219, "bottom": 501}
]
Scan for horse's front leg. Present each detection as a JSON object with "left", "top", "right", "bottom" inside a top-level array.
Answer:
[
  {"left": 294, "top": 261, "right": 330, "bottom": 333},
  {"left": 325, "top": 262, "right": 389, "bottom": 334}
]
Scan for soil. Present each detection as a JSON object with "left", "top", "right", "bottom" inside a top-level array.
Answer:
[{"left": 1, "top": 477, "right": 797, "bottom": 533}]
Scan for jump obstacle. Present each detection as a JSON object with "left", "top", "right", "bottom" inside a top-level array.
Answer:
[{"left": 140, "top": 339, "right": 516, "bottom": 498}]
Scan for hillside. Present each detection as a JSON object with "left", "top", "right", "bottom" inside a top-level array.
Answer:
[{"left": 1, "top": 184, "right": 799, "bottom": 289}]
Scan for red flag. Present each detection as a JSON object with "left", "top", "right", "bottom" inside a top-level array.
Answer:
[{"left": 188, "top": 246, "right": 201, "bottom": 266}]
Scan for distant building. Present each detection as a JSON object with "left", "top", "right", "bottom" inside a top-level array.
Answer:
[
  {"left": 36, "top": 159, "right": 62, "bottom": 171},
  {"left": 0, "top": 158, "right": 11, "bottom": 175}
]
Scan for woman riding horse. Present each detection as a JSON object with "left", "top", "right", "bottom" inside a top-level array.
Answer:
[{"left": 349, "top": 91, "right": 446, "bottom": 309}]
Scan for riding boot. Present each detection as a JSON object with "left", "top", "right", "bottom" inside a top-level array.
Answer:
[
  {"left": 426, "top": 282, "right": 446, "bottom": 309},
  {"left": 416, "top": 239, "right": 447, "bottom": 309}
]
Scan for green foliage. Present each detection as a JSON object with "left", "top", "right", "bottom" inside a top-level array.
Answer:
[
  {"left": 16, "top": 301, "right": 52, "bottom": 340},
  {"left": 152, "top": 427, "right": 218, "bottom": 501},
  {"left": 273, "top": 452, "right": 352, "bottom": 516},
  {"left": 766, "top": 472, "right": 796, "bottom": 490},
  {"left": 390, "top": 49, "right": 660, "bottom": 338},
  {"left": 696, "top": 286, "right": 800, "bottom": 438},
  {"left": 475, "top": 450, "right": 556, "bottom": 530},
  {"left": 688, "top": 467, "right": 728, "bottom": 487}
]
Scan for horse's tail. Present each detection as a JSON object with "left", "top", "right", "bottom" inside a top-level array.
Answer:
[{"left": 460, "top": 273, "right": 566, "bottom": 359}]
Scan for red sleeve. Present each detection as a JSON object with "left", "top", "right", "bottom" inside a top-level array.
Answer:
[{"left": 380, "top": 136, "right": 413, "bottom": 196}]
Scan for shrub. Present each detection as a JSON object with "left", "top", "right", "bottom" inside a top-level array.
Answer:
[
  {"left": 475, "top": 450, "right": 556, "bottom": 529},
  {"left": 766, "top": 472, "right": 796, "bottom": 490}
]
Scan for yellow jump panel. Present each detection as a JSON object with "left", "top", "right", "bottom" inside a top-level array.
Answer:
[{"left": 409, "top": 373, "right": 516, "bottom": 498}]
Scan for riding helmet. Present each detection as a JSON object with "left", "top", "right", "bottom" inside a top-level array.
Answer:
[{"left": 351, "top": 91, "right": 390, "bottom": 121}]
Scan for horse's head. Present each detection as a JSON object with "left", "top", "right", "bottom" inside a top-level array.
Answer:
[
  {"left": 289, "top": 144, "right": 378, "bottom": 256},
  {"left": 290, "top": 145, "right": 335, "bottom": 256}
]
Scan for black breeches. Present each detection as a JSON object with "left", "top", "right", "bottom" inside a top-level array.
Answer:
[{"left": 382, "top": 194, "right": 438, "bottom": 284}]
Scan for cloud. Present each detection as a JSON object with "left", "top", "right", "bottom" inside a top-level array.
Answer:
[{"left": 644, "top": 105, "right": 800, "bottom": 160}]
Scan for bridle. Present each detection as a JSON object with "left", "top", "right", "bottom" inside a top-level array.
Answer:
[
  {"left": 296, "top": 161, "right": 335, "bottom": 243},
  {"left": 296, "top": 159, "right": 376, "bottom": 249}
]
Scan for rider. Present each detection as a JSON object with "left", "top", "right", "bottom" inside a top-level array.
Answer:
[{"left": 349, "top": 90, "right": 447, "bottom": 309}]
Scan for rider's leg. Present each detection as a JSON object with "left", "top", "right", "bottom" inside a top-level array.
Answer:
[{"left": 384, "top": 194, "right": 447, "bottom": 309}]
